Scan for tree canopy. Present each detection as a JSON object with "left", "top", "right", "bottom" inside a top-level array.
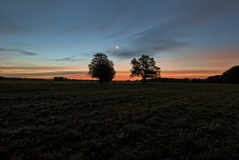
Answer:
[
  {"left": 205, "top": 75, "right": 222, "bottom": 83},
  {"left": 222, "top": 65, "right": 239, "bottom": 84},
  {"left": 88, "top": 53, "right": 116, "bottom": 82},
  {"left": 130, "top": 55, "right": 160, "bottom": 84}
]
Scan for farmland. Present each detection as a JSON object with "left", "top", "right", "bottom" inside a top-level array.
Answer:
[{"left": 0, "top": 81, "right": 239, "bottom": 160}]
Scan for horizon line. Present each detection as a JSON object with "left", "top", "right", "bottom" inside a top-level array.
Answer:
[{"left": 0, "top": 70, "right": 223, "bottom": 81}]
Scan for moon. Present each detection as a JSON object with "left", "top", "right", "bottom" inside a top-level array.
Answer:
[{"left": 116, "top": 46, "right": 119, "bottom": 49}]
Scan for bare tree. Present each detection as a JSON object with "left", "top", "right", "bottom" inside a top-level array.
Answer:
[{"left": 130, "top": 55, "right": 160, "bottom": 84}]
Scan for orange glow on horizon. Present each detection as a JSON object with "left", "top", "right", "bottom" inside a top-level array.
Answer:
[
  {"left": 161, "top": 70, "right": 222, "bottom": 79},
  {"left": 68, "top": 70, "right": 223, "bottom": 81},
  {"left": 68, "top": 71, "right": 140, "bottom": 81},
  {"left": 0, "top": 66, "right": 225, "bottom": 80}
]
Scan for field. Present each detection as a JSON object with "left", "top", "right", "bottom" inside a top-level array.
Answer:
[{"left": 1, "top": 81, "right": 239, "bottom": 160}]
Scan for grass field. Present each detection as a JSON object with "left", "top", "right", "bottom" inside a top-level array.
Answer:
[{"left": 1, "top": 81, "right": 239, "bottom": 160}]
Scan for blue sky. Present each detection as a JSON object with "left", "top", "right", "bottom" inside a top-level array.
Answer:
[{"left": 1, "top": 0, "right": 239, "bottom": 79}]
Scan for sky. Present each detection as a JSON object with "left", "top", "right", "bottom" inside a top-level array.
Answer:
[{"left": 1, "top": 0, "right": 239, "bottom": 80}]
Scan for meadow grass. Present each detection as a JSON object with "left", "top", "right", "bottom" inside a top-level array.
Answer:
[{"left": 0, "top": 81, "right": 239, "bottom": 160}]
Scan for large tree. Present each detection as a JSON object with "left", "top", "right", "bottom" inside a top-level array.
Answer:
[
  {"left": 130, "top": 55, "right": 160, "bottom": 84},
  {"left": 88, "top": 53, "right": 116, "bottom": 82}
]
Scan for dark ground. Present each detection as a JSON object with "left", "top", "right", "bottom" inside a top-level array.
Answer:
[{"left": 0, "top": 81, "right": 239, "bottom": 160}]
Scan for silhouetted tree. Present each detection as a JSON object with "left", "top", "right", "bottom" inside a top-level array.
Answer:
[
  {"left": 222, "top": 65, "right": 239, "bottom": 84},
  {"left": 53, "top": 77, "right": 68, "bottom": 81},
  {"left": 190, "top": 78, "right": 203, "bottom": 83},
  {"left": 88, "top": 53, "right": 116, "bottom": 83},
  {"left": 130, "top": 55, "right": 160, "bottom": 84},
  {"left": 205, "top": 75, "right": 222, "bottom": 83}
]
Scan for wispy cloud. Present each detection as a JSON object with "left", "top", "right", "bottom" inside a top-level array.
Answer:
[
  {"left": 0, "top": 12, "right": 26, "bottom": 34},
  {"left": 0, "top": 66, "right": 65, "bottom": 70},
  {"left": 0, "top": 48, "right": 37, "bottom": 55},
  {"left": 51, "top": 57, "right": 83, "bottom": 62},
  {"left": 106, "top": 39, "right": 188, "bottom": 59},
  {"left": 173, "top": 0, "right": 239, "bottom": 28},
  {"left": 18, "top": 50, "right": 37, "bottom": 56},
  {"left": 1, "top": 71, "right": 87, "bottom": 79},
  {"left": 104, "top": 0, "right": 239, "bottom": 59}
]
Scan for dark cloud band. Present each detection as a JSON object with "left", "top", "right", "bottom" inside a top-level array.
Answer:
[
  {"left": 0, "top": 48, "right": 37, "bottom": 55},
  {"left": 51, "top": 57, "right": 83, "bottom": 62}
]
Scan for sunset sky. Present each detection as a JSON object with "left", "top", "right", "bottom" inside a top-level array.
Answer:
[{"left": 1, "top": 0, "right": 239, "bottom": 80}]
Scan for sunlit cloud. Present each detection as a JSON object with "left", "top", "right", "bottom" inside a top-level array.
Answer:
[
  {"left": 1, "top": 70, "right": 86, "bottom": 79},
  {"left": 0, "top": 65, "right": 81, "bottom": 78},
  {"left": 177, "top": 48, "right": 239, "bottom": 71},
  {"left": 0, "top": 66, "right": 67, "bottom": 70}
]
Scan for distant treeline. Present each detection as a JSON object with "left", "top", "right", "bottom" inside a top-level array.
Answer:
[
  {"left": 53, "top": 77, "right": 69, "bottom": 81},
  {"left": 205, "top": 65, "right": 239, "bottom": 84},
  {"left": 149, "top": 65, "right": 239, "bottom": 84},
  {"left": 0, "top": 76, "right": 232, "bottom": 84},
  {"left": 1, "top": 65, "right": 238, "bottom": 84},
  {"left": 147, "top": 77, "right": 221, "bottom": 83},
  {"left": 148, "top": 78, "right": 203, "bottom": 83}
]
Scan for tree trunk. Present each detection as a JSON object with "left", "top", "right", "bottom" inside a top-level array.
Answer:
[{"left": 142, "top": 76, "right": 146, "bottom": 84}]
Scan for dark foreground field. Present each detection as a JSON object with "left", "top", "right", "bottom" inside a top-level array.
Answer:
[{"left": 1, "top": 81, "right": 239, "bottom": 160}]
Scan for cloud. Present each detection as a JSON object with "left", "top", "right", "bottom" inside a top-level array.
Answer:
[
  {"left": 176, "top": 0, "right": 239, "bottom": 27},
  {"left": 0, "top": 66, "right": 65, "bottom": 70},
  {"left": 51, "top": 57, "right": 83, "bottom": 62},
  {"left": 0, "top": 48, "right": 37, "bottom": 55},
  {"left": 103, "top": 0, "right": 239, "bottom": 59},
  {"left": 18, "top": 50, "right": 38, "bottom": 56},
  {"left": 1, "top": 70, "right": 88, "bottom": 79},
  {"left": 0, "top": 12, "right": 26, "bottom": 34},
  {"left": 106, "top": 37, "right": 188, "bottom": 59},
  {"left": 1, "top": 0, "right": 239, "bottom": 62}
]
